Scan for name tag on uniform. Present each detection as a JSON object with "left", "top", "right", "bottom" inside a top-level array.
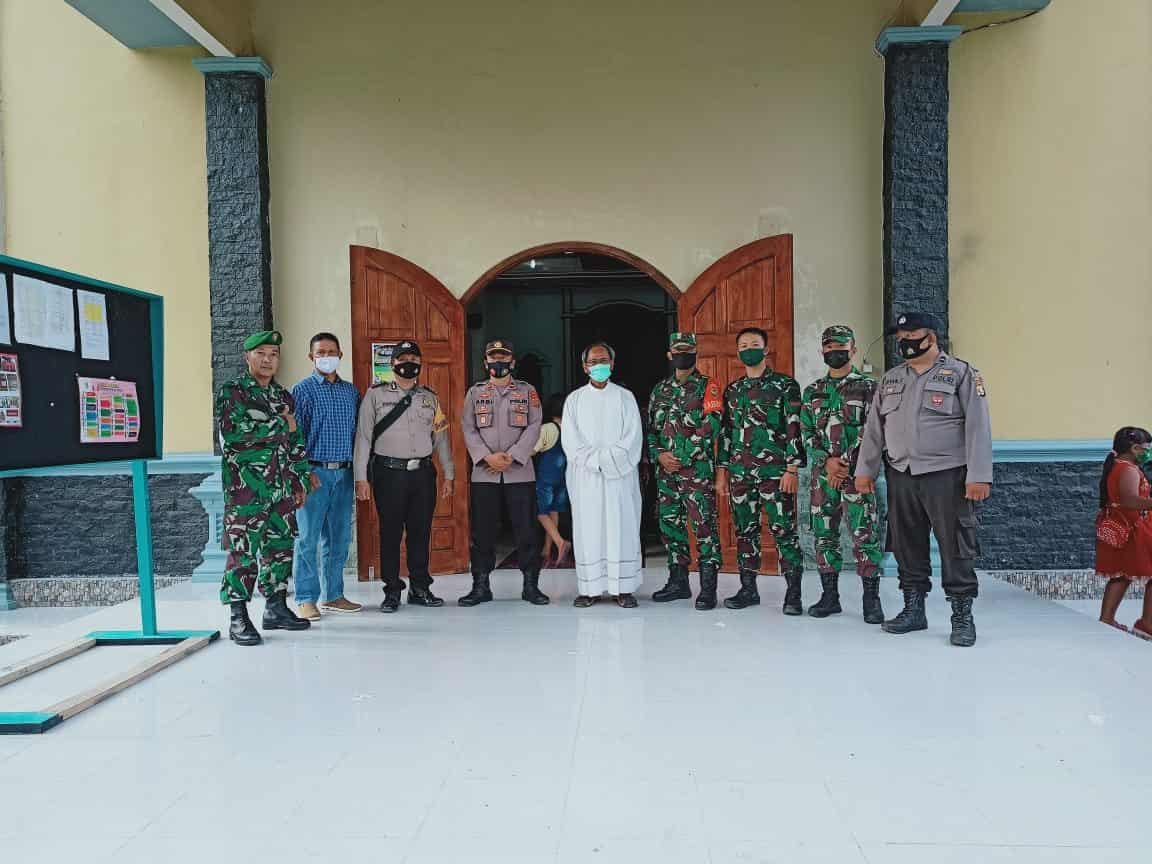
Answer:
[{"left": 883, "top": 383, "right": 903, "bottom": 395}]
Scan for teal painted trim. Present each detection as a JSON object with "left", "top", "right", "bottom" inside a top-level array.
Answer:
[
  {"left": 0, "top": 712, "right": 63, "bottom": 735},
  {"left": 993, "top": 440, "right": 1110, "bottom": 463},
  {"left": 194, "top": 57, "right": 274, "bottom": 79},
  {"left": 0, "top": 252, "right": 163, "bottom": 303},
  {"left": 877, "top": 25, "right": 964, "bottom": 54},
  {"left": 88, "top": 630, "right": 220, "bottom": 646},
  {"left": 131, "top": 460, "right": 158, "bottom": 637},
  {"left": 0, "top": 452, "right": 220, "bottom": 479},
  {"left": 151, "top": 295, "right": 166, "bottom": 458},
  {"left": 64, "top": 0, "right": 197, "bottom": 49},
  {"left": 0, "top": 581, "right": 15, "bottom": 610},
  {"left": 955, "top": 0, "right": 1050, "bottom": 12}
]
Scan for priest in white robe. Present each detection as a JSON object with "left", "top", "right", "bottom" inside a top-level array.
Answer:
[{"left": 564, "top": 341, "right": 644, "bottom": 607}]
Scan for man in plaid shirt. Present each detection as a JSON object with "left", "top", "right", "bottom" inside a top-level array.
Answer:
[{"left": 291, "top": 332, "right": 363, "bottom": 618}]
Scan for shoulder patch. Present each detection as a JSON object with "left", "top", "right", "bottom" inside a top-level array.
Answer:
[
  {"left": 704, "top": 379, "right": 723, "bottom": 415},
  {"left": 529, "top": 389, "right": 540, "bottom": 407}
]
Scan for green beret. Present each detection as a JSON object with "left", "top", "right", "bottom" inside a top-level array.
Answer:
[
  {"left": 243, "top": 330, "right": 282, "bottom": 351},
  {"left": 668, "top": 332, "right": 697, "bottom": 349},
  {"left": 821, "top": 325, "right": 855, "bottom": 345}
]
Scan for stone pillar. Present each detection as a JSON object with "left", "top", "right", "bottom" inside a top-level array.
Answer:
[
  {"left": 194, "top": 57, "right": 275, "bottom": 418},
  {"left": 0, "top": 481, "right": 15, "bottom": 609},
  {"left": 879, "top": 27, "right": 962, "bottom": 370}
]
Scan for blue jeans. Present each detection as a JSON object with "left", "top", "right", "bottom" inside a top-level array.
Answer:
[{"left": 293, "top": 467, "right": 354, "bottom": 604}]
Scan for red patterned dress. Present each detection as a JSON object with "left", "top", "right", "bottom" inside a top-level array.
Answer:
[{"left": 1096, "top": 460, "right": 1152, "bottom": 582}]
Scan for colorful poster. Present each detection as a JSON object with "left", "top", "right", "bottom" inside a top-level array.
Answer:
[
  {"left": 77, "top": 377, "right": 141, "bottom": 443},
  {"left": 13, "top": 274, "right": 75, "bottom": 352},
  {"left": 372, "top": 342, "right": 397, "bottom": 384},
  {"left": 0, "top": 353, "right": 22, "bottom": 428},
  {"left": 77, "top": 289, "right": 110, "bottom": 361}
]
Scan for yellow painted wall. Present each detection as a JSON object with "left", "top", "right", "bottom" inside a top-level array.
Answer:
[
  {"left": 255, "top": 0, "right": 894, "bottom": 391},
  {"left": 950, "top": 1, "right": 1152, "bottom": 439},
  {"left": 0, "top": 0, "right": 212, "bottom": 452}
]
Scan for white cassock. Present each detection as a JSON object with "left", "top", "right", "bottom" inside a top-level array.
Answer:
[{"left": 564, "top": 381, "right": 644, "bottom": 596}]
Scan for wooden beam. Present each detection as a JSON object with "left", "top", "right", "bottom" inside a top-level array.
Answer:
[
  {"left": 0, "top": 638, "right": 96, "bottom": 689},
  {"left": 923, "top": 0, "right": 964, "bottom": 26}
]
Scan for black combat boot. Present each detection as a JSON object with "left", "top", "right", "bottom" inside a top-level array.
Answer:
[
  {"left": 653, "top": 565, "right": 692, "bottom": 602},
  {"left": 380, "top": 589, "right": 402, "bottom": 613},
  {"left": 882, "top": 588, "right": 928, "bottom": 634},
  {"left": 229, "top": 601, "right": 262, "bottom": 646},
  {"left": 807, "top": 573, "right": 841, "bottom": 618},
  {"left": 408, "top": 585, "right": 445, "bottom": 607},
  {"left": 947, "top": 596, "right": 977, "bottom": 647},
  {"left": 521, "top": 570, "right": 550, "bottom": 605},
  {"left": 724, "top": 569, "right": 760, "bottom": 609},
  {"left": 861, "top": 575, "right": 884, "bottom": 624},
  {"left": 695, "top": 564, "right": 719, "bottom": 611},
  {"left": 262, "top": 590, "right": 311, "bottom": 631},
  {"left": 459, "top": 573, "right": 493, "bottom": 607},
  {"left": 782, "top": 570, "right": 804, "bottom": 616}
]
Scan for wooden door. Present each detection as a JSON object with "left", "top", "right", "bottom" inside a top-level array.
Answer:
[
  {"left": 350, "top": 246, "right": 470, "bottom": 579},
  {"left": 678, "top": 235, "right": 794, "bottom": 574}
]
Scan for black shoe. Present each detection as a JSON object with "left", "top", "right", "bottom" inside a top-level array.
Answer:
[
  {"left": 573, "top": 595, "right": 597, "bottom": 608},
  {"left": 861, "top": 575, "right": 885, "bottom": 624},
  {"left": 616, "top": 593, "right": 638, "bottom": 608},
  {"left": 262, "top": 590, "right": 311, "bottom": 631},
  {"left": 379, "top": 591, "right": 402, "bottom": 613},
  {"left": 653, "top": 565, "right": 692, "bottom": 602},
  {"left": 724, "top": 569, "right": 760, "bottom": 609},
  {"left": 521, "top": 570, "right": 550, "bottom": 605},
  {"left": 459, "top": 573, "right": 493, "bottom": 607},
  {"left": 782, "top": 570, "right": 804, "bottom": 616},
  {"left": 228, "top": 601, "right": 262, "bottom": 646},
  {"left": 695, "top": 564, "right": 719, "bottom": 610},
  {"left": 408, "top": 585, "right": 444, "bottom": 607},
  {"left": 882, "top": 589, "right": 928, "bottom": 634},
  {"left": 947, "top": 595, "right": 977, "bottom": 647},
  {"left": 807, "top": 573, "right": 842, "bottom": 618}
]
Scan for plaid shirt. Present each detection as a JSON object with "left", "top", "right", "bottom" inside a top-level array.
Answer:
[{"left": 292, "top": 372, "right": 360, "bottom": 463}]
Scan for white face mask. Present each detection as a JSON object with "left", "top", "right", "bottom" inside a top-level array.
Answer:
[{"left": 314, "top": 356, "right": 340, "bottom": 375}]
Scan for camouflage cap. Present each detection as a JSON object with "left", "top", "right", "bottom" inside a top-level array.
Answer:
[
  {"left": 243, "top": 330, "right": 282, "bottom": 351},
  {"left": 821, "top": 325, "right": 855, "bottom": 345},
  {"left": 668, "top": 332, "right": 697, "bottom": 349}
]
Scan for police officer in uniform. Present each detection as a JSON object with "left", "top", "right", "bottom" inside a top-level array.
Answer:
[
  {"left": 354, "top": 340, "right": 455, "bottom": 612},
  {"left": 460, "top": 338, "right": 547, "bottom": 605},
  {"left": 855, "top": 313, "right": 992, "bottom": 647}
]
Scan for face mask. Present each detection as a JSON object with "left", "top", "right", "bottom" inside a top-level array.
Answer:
[
  {"left": 897, "top": 334, "right": 932, "bottom": 360},
  {"left": 738, "top": 348, "right": 765, "bottom": 367},
  {"left": 822, "top": 350, "right": 850, "bottom": 369},
  {"left": 670, "top": 353, "right": 697, "bottom": 371},
  {"left": 394, "top": 361, "right": 421, "bottom": 380},
  {"left": 314, "top": 356, "right": 340, "bottom": 375},
  {"left": 1137, "top": 449, "right": 1151, "bottom": 466},
  {"left": 486, "top": 361, "right": 512, "bottom": 379},
  {"left": 588, "top": 363, "right": 612, "bottom": 383}
]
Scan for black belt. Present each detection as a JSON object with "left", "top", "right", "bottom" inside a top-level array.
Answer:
[
  {"left": 373, "top": 455, "right": 433, "bottom": 472},
  {"left": 309, "top": 460, "right": 352, "bottom": 470}
]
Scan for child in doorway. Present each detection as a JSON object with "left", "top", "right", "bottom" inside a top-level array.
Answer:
[{"left": 534, "top": 393, "right": 570, "bottom": 567}]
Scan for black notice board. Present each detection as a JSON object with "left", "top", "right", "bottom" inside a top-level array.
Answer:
[{"left": 0, "top": 254, "right": 163, "bottom": 471}]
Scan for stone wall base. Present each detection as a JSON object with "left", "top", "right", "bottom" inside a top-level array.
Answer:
[{"left": 8, "top": 575, "right": 191, "bottom": 607}]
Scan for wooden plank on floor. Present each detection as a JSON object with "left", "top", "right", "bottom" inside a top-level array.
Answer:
[
  {"left": 42, "top": 636, "right": 213, "bottom": 721},
  {"left": 0, "top": 638, "right": 97, "bottom": 689}
]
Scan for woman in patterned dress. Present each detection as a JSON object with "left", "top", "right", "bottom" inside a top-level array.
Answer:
[{"left": 1096, "top": 426, "right": 1152, "bottom": 637}]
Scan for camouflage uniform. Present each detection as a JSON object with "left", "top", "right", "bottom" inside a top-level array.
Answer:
[
  {"left": 217, "top": 371, "right": 311, "bottom": 604},
  {"left": 718, "top": 369, "right": 806, "bottom": 575}
]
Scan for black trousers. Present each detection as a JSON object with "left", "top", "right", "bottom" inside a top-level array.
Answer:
[
  {"left": 371, "top": 461, "right": 437, "bottom": 593},
  {"left": 884, "top": 465, "right": 980, "bottom": 598},
  {"left": 470, "top": 481, "right": 541, "bottom": 576}
]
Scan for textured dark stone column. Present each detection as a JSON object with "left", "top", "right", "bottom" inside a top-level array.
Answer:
[
  {"left": 880, "top": 28, "right": 960, "bottom": 368},
  {"left": 195, "top": 58, "right": 275, "bottom": 423}
]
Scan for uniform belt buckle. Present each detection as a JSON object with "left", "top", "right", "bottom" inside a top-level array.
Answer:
[{"left": 406, "top": 459, "right": 421, "bottom": 471}]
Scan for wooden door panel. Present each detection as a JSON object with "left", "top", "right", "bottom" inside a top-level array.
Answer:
[
  {"left": 351, "top": 246, "right": 470, "bottom": 579},
  {"left": 679, "top": 236, "right": 794, "bottom": 574}
]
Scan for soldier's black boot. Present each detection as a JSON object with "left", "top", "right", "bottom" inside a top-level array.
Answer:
[
  {"left": 459, "top": 573, "right": 493, "bottom": 607},
  {"left": 380, "top": 588, "right": 402, "bottom": 613},
  {"left": 724, "top": 569, "right": 760, "bottom": 609},
  {"left": 861, "top": 575, "right": 885, "bottom": 625},
  {"left": 947, "top": 596, "right": 977, "bottom": 647},
  {"left": 782, "top": 570, "right": 804, "bottom": 616},
  {"left": 807, "top": 573, "right": 841, "bottom": 618},
  {"left": 408, "top": 585, "right": 445, "bottom": 607},
  {"left": 229, "top": 601, "right": 262, "bottom": 646},
  {"left": 262, "top": 590, "right": 311, "bottom": 631},
  {"left": 882, "top": 588, "right": 928, "bottom": 634},
  {"left": 653, "top": 565, "right": 692, "bottom": 602},
  {"left": 521, "top": 570, "right": 550, "bottom": 605},
  {"left": 695, "top": 564, "right": 719, "bottom": 610}
]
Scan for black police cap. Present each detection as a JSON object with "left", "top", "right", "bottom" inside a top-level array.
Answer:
[
  {"left": 393, "top": 340, "right": 421, "bottom": 357},
  {"left": 885, "top": 312, "right": 941, "bottom": 336}
]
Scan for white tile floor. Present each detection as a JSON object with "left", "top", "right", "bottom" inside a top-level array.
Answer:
[{"left": 0, "top": 571, "right": 1148, "bottom": 863}]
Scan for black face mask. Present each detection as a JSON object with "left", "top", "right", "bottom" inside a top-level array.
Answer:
[
  {"left": 822, "top": 350, "right": 850, "bottom": 369},
  {"left": 486, "top": 361, "right": 512, "bottom": 378},
  {"left": 394, "top": 361, "right": 421, "bottom": 380},
  {"left": 670, "top": 353, "right": 697, "bottom": 371},
  {"left": 897, "top": 334, "right": 932, "bottom": 360}
]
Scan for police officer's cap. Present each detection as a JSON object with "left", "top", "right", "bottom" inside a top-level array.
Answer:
[
  {"left": 393, "top": 340, "right": 421, "bottom": 357},
  {"left": 885, "top": 312, "right": 941, "bottom": 336},
  {"left": 243, "top": 330, "right": 282, "bottom": 351},
  {"left": 485, "top": 338, "right": 514, "bottom": 355}
]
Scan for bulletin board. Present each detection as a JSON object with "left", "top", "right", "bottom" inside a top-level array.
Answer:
[{"left": 0, "top": 254, "right": 163, "bottom": 470}]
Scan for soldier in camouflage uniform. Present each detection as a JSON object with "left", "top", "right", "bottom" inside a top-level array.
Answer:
[
  {"left": 800, "top": 325, "right": 885, "bottom": 624},
  {"left": 717, "top": 327, "right": 807, "bottom": 612},
  {"left": 217, "top": 330, "right": 315, "bottom": 646},
  {"left": 647, "top": 332, "right": 725, "bottom": 610}
]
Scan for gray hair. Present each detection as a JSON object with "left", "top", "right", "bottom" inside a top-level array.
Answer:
[{"left": 581, "top": 341, "right": 616, "bottom": 365}]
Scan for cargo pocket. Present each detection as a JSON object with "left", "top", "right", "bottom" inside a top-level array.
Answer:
[{"left": 956, "top": 514, "right": 981, "bottom": 559}]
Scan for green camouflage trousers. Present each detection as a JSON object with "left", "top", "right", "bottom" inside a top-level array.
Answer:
[
  {"left": 729, "top": 474, "right": 802, "bottom": 575},
  {"left": 657, "top": 471, "right": 721, "bottom": 567},
  {"left": 810, "top": 471, "right": 883, "bottom": 578},
  {"left": 219, "top": 498, "right": 298, "bottom": 604}
]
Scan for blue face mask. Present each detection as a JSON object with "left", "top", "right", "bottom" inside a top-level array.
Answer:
[{"left": 588, "top": 363, "right": 612, "bottom": 383}]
